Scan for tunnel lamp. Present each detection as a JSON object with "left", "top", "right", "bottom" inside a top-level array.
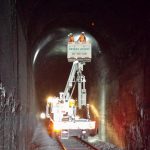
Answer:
[
  {"left": 40, "top": 112, "right": 46, "bottom": 119},
  {"left": 47, "top": 96, "right": 53, "bottom": 103}
]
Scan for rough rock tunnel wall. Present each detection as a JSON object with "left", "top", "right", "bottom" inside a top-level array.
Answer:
[{"left": 0, "top": 0, "right": 36, "bottom": 149}]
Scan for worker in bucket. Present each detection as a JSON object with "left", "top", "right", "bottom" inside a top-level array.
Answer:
[
  {"left": 68, "top": 33, "right": 74, "bottom": 42},
  {"left": 77, "top": 32, "right": 86, "bottom": 43}
]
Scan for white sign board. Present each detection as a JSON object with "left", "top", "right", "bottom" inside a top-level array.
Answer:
[{"left": 67, "top": 43, "right": 91, "bottom": 62}]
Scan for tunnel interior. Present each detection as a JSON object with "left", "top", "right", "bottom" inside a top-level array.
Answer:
[
  {"left": 18, "top": 0, "right": 150, "bottom": 149},
  {"left": 0, "top": 0, "right": 149, "bottom": 149}
]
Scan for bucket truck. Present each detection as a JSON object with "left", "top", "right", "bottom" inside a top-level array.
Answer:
[{"left": 45, "top": 33, "right": 95, "bottom": 139}]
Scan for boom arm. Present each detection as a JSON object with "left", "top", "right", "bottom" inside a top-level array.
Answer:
[
  {"left": 63, "top": 61, "right": 79, "bottom": 101},
  {"left": 62, "top": 60, "right": 86, "bottom": 109}
]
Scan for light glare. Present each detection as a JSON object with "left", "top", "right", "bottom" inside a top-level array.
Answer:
[
  {"left": 47, "top": 96, "right": 53, "bottom": 103},
  {"left": 40, "top": 112, "right": 46, "bottom": 119}
]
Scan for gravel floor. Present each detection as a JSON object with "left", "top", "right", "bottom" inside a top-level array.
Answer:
[{"left": 86, "top": 135, "right": 123, "bottom": 150}]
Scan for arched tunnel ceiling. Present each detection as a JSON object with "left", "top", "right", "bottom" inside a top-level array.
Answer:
[
  {"left": 32, "top": 28, "right": 100, "bottom": 110},
  {"left": 17, "top": 0, "right": 149, "bottom": 48},
  {"left": 16, "top": 0, "right": 149, "bottom": 111}
]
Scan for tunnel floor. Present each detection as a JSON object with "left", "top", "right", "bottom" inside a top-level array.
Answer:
[{"left": 31, "top": 121, "right": 122, "bottom": 150}]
